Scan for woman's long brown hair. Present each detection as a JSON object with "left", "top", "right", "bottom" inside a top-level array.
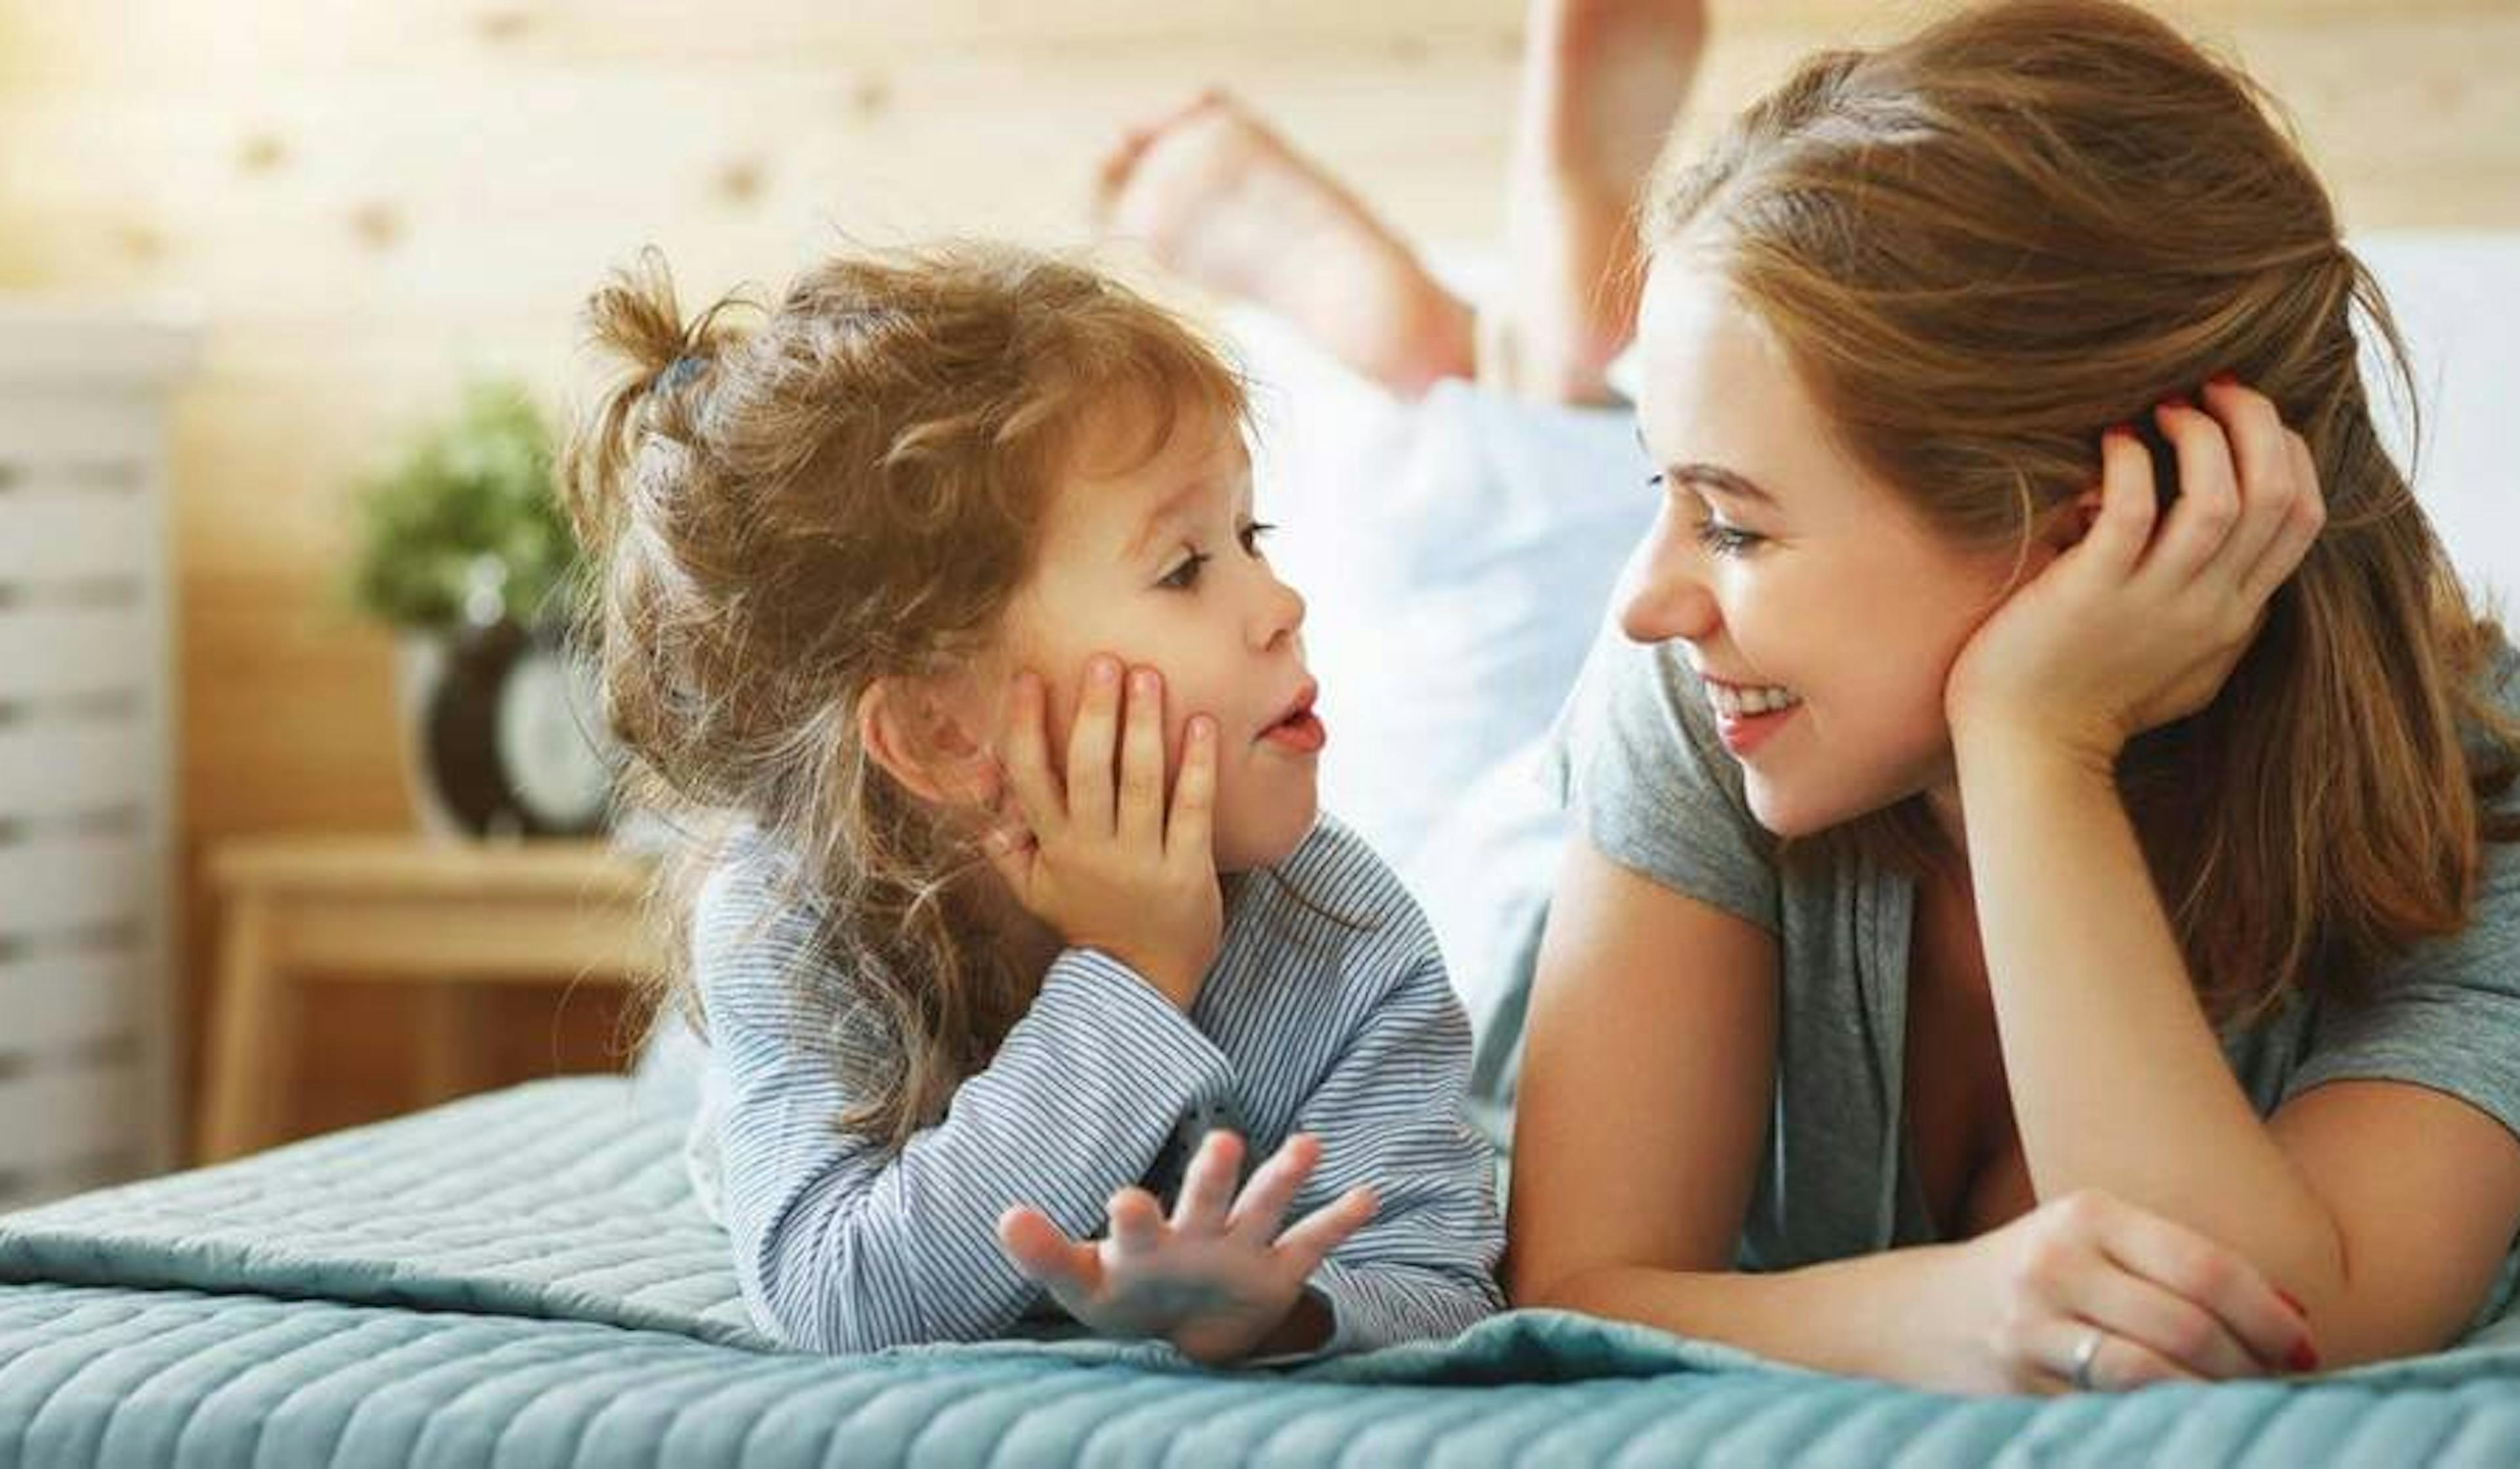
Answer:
[{"left": 1645, "top": 0, "right": 2519, "bottom": 1022}]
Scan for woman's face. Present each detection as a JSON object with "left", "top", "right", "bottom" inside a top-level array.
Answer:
[{"left": 1624, "top": 258, "right": 2034, "bottom": 838}]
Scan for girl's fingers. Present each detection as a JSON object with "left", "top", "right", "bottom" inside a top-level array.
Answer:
[
  {"left": 1066, "top": 655, "right": 1124, "bottom": 837},
  {"left": 997, "top": 1206, "right": 1101, "bottom": 1299},
  {"left": 1170, "top": 1128, "right": 1244, "bottom": 1234},
  {"left": 1226, "top": 1132, "right": 1322, "bottom": 1243},
  {"left": 2085, "top": 426, "right": 2161, "bottom": 578},
  {"left": 1118, "top": 667, "right": 1168, "bottom": 850},
  {"left": 1270, "top": 1186, "right": 1377, "bottom": 1274},
  {"left": 2239, "top": 428, "right": 2328, "bottom": 603},
  {"left": 2066, "top": 1254, "right": 2265, "bottom": 1379},
  {"left": 2135, "top": 400, "right": 2242, "bottom": 590},
  {"left": 1108, "top": 1186, "right": 1166, "bottom": 1259},
  {"left": 976, "top": 821, "right": 1037, "bottom": 894},
  {"left": 1166, "top": 716, "right": 1219, "bottom": 867},
  {"left": 998, "top": 672, "right": 1065, "bottom": 836},
  {"left": 2095, "top": 1201, "right": 2315, "bottom": 1373}
]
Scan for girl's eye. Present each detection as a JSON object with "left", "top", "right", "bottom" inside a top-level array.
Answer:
[
  {"left": 1239, "top": 520, "right": 1277, "bottom": 556},
  {"left": 1158, "top": 550, "right": 1211, "bottom": 590}
]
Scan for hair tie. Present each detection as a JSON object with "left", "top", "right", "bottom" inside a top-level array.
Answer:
[{"left": 656, "top": 355, "right": 705, "bottom": 392}]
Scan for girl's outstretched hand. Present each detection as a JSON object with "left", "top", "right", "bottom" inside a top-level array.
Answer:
[
  {"left": 1944, "top": 378, "right": 2327, "bottom": 769},
  {"left": 984, "top": 655, "right": 1223, "bottom": 1008},
  {"left": 996, "top": 1130, "right": 1377, "bottom": 1365}
]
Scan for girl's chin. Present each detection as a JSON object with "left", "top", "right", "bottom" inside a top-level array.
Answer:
[{"left": 1215, "top": 796, "right": 1320, "bottom": 873}]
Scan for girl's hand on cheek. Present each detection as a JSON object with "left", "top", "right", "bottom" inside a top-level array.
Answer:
[
  {"left": 1944, "top": 379, "right": 2327, "bottom": 769},
  {"left": 984, "top": 655, "right": 1224, "bottom": 1008},
  {"left": 996, "top": 1131, "right": 1377, "bottom": 1365}
]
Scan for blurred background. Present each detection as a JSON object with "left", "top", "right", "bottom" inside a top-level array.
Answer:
[{"left": 0, "top": 0, "right": 2513, "bottom": 1192}]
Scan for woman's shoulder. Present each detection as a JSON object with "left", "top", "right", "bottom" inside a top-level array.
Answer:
[
  {"left": 2456, "top": 629, "right": 2520, "bottom": 804},
  {"left": 2479, "top": 630, "right": 2520, "bottom": 720}
]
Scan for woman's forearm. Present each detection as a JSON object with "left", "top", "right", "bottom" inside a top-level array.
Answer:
[
  {"left": 1529, "top": 1247, "right": 1971, "bottom": 1387},
  {"left": 1954, "top": 729, "right": 2347, "bottom": 1306}
]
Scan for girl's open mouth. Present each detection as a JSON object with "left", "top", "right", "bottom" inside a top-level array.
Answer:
[{"left": 1260, "top": 680, "right": 1326, "bottom": 753}]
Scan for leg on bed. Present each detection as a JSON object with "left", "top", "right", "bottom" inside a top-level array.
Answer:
[
  {"left": 1488, "top": 0, "right": 1706, "bottom": 405},
  {"left": 1095, "top": 91, "right": 1477, "bottom": 398}
]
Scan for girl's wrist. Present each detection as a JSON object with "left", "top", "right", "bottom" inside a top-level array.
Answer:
[{"left": 1243, "top": 1287, "right": 1335, "bottom": 1361}]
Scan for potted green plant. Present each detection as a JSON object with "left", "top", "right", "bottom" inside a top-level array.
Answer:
[{"left": 346, "top": 381, "right": 612, "bottom": 840}]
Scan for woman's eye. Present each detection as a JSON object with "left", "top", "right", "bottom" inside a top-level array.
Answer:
[
  {"left": 1239, "top": 520, "right": 1277, "bottom": 556},
  {"left": 1692, "top": 517, "right": 1765, "bottom": 558},
  {"left": 1158, "top": 550, "right": 1211, "bottom": 590}
]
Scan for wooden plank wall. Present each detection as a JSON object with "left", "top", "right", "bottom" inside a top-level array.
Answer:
[{"left": 0, "top": 0, "right": 2513, "bottom": 1151}]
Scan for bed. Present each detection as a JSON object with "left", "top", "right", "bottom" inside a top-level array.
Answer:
[
  {"left": 8, "top": 1077, "right": 2520, "bottom": 1468},
  {"left": 9, "top": 232, "right": 2519, "bottom": 1466}
]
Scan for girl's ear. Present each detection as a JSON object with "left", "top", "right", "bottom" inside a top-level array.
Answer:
[{"left": 858, "top": 676, "right": 995, "bottom": 808}]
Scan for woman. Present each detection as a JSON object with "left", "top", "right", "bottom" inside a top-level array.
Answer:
[{"left": 1509, "top": 0, "right": 2520, "bottom": 1395}]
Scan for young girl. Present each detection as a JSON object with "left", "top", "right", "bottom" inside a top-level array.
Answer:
[
  {"left": 1509, "top": 0, "right": 2520, "bottom": 1395},
  {"left": 562, "top": 244, "right": 1503, "bottom": 1362}
]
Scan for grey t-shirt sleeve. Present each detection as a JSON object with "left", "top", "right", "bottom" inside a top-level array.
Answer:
[
  {"left": 2284, "top": 646, "right": 2520, "bottom": 1144},
  {"left": 2284, "top": 707, "right": 2520, "bottom": 1146},
  {"left": 1538, "top": 616, "right": 1780, "bottom": 932}
]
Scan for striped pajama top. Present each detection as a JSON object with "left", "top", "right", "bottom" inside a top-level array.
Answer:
[{"left": 687, "top": 813, "right": 1505, "bottom": 1357}]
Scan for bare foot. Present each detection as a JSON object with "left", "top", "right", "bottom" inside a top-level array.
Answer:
[
  {"left": 1097, "top": 92, "right": 1475, "bottom": 398},
  {"left": 1492, "top": 0, "right": 1707, "bottom": 404}
]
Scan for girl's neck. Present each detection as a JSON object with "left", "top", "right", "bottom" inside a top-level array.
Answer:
[{"left": 963, "top": 863, "right": 1066, "bottom": 984}]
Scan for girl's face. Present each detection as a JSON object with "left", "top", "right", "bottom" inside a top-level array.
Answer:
[
  {"left": 1625, "top": 259, "right": 2032, "bottom": 838},
  {"left": 990, "top": 406, "right": 1320, "bottom": 873}
]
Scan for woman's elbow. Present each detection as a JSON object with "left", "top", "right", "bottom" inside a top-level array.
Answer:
[{"left": 1503, "top": 1249, "right": 1593, "bottom": 1312}]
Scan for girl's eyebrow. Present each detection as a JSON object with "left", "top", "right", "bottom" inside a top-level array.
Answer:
[{"left": 1122, "top": 482, "right": 1209, "bottom": 560}]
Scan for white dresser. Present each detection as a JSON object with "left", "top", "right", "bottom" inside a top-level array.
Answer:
[{"left": 0, "top": 307, "right": 192, "bottom": 1212}]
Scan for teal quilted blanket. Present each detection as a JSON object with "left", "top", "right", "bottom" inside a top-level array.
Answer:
[{"left": 5, "top": 1079, "right": 2519, "bottom": 1466}]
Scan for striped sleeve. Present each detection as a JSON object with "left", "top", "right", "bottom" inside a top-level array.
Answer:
[
  {"left": 1271, "top": 891, "right": 1505, "bottom": 1354},
  {"left": 699, "top": 855, "right": 1237, "bottom": 1354}
]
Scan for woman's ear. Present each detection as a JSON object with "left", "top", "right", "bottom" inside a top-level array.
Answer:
[
  {"left": 858, "top": 676, "right": 996, "bottom": 808},
  {"left": 2042, "top": 487, "right": 2106, "bottom": 554}
]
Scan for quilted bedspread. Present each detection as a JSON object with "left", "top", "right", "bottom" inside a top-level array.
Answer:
[{"left": 5, "top": 1078, "right": 2520, "bottom": 1466}]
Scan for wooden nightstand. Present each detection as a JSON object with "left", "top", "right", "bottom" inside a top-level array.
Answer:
[{"left": 200, "top": 835, "right": 662, "bottom": 1161}]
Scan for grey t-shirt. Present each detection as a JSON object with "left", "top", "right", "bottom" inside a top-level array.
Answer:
[{"left": 1542, "top": 618, "right": 2520, "bottom": 1330}]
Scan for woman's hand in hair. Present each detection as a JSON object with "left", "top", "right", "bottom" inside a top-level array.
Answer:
[
  {"left": 1927, "top": 1186, "right": 2317, "bottom": 1394},
  {"left": 986, "top": 657, "right": 1224, "bottom": 1008},
  {"left": 996, "top": 1130, "right": 1376, "bottom": 1365},
  {"left": 1943, "top": 379, "right": 2327, "bottom": 771}
]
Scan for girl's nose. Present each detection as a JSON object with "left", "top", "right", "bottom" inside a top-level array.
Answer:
[
  {"left": 1616, "top": 515, "right": 1720, "bottom": 646},
  {"left": 1253, "top": 570, "right": 1306, "bottom": 652}
]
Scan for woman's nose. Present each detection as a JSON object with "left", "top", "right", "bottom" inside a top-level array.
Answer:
[{"left": 1616, "top": 516, "right": 1719, "bottom": 645}]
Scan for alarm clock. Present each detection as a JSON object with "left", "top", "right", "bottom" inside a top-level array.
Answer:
[{"left": 419, "top": 619, "right": 616, "bottom": 838}]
